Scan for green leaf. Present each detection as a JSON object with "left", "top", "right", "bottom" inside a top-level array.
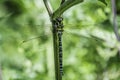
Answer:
[{"left": 98, "top": 0, "right": 107, "bottom": 6}]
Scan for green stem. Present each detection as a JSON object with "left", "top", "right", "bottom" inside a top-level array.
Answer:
[
  {"left": 43, "top": 0, "right": 84, "bottom": 80},
  {"left": 52, "top": 0, "right": 84, "bottom": 19},
  {"left": 43, "top": 0, "right": 53, "bottom": 17}
]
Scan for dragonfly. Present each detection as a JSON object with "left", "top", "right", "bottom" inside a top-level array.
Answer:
[
  {"left": 20, "top": 22, "right": 102, "bottom": 43},
  {"left": 19, "top": 21, "right": 105, "bottom": 76}
]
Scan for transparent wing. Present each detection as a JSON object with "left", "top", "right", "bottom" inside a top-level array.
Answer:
[
  {"left": 18, "top": 22, "right": 113, "bottom": 71},
  {"left": 18, "top": 23, "right": 52, "bottom": 44},
  {"left": 19, "top": 23, "right": 102, "bottom": 43}
]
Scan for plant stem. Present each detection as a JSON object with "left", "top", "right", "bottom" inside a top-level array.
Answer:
[
  {"left": 52, "top": 0, "right": 84, "bottom": 19},
  {"left": 43, "top": 0, "right": 84, "bottom": 80},
  {"left": 111, "top": 0, "right": 120, "bottom": 41},
  {"left": 43, "top": 0, "right": 53, "bottom": 17}
]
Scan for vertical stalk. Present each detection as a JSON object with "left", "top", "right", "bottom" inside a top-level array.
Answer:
[
  {"left": 43, "top": 0, "right": 62, "bottom": 80},
  {"left": 111, "top": 0, "right": 120, "bottom": 56},
  {"left": 43, "top": 0, "right": 53, "bottom": 17},
  {"left": 111, "top": 0, "right": 120, "bottom": 41},
  {"left": 43, "top": 0, "right": 83, "bottom": 80}
]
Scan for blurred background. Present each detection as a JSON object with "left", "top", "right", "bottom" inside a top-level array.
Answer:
[{"left": 0, "top": 0, "right": 120, "bottom": 80}]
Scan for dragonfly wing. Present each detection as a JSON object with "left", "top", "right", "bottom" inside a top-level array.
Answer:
[
  {"left": 20, "top": 23, "right": 104, "bottom": 43},
  {"left": 62, "top": 23, "right": 106, "bottom": 48},
  {"left": 20, "top": 24, "right": 52, "bottom": 44}
]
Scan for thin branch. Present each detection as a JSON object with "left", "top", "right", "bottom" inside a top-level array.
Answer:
[
  {"left": 111, "top": 0, "right": 120, "bottom": 56},
  {"left": 43, "top": 0, "right": 53, "bottom": 17},
  {"left": 52, "top": 0, "right": 84, "bottom": 19},
  {"left": 111, "top": 0, "right": 120, "bottom": 41}
]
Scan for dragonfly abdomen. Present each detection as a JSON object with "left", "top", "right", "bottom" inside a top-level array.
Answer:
[{"left": 58, "top": 31, "right": 63, "bottom": 76}]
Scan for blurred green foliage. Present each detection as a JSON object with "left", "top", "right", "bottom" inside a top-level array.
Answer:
[{"left": 0, "top": 0, "right": 120, "bottom": 80}]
